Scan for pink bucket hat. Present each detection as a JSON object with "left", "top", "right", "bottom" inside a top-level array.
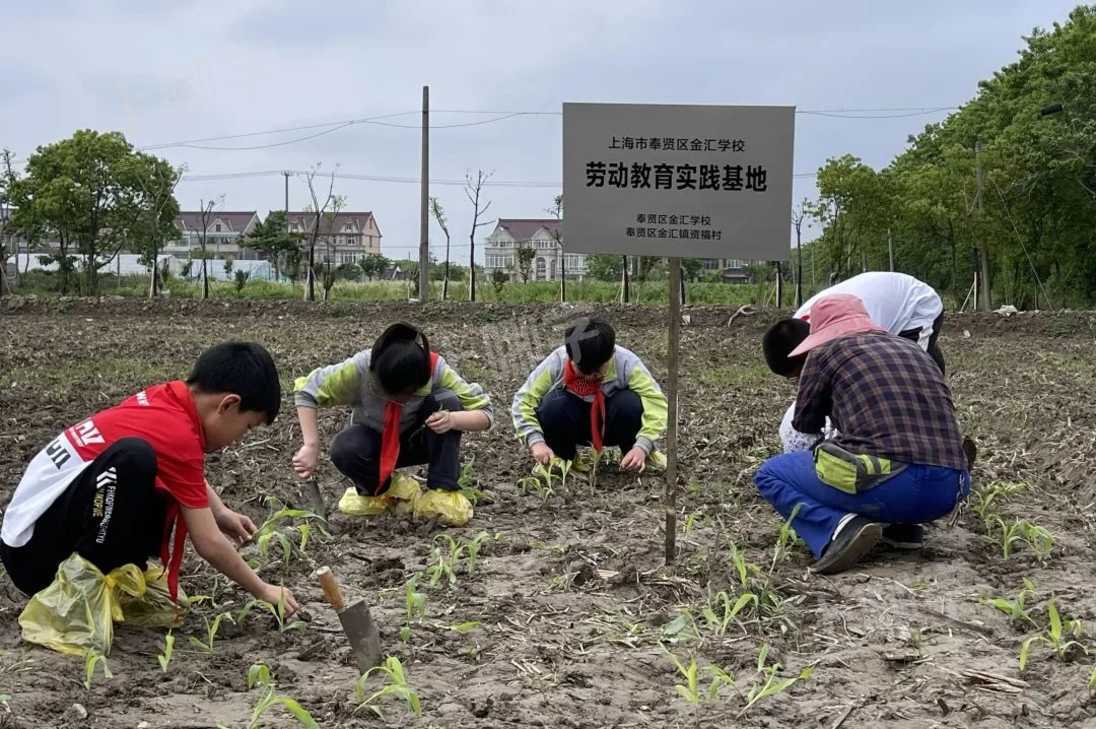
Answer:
[{"left": 789, "top": 294, "right": 884, "bottom": 357}]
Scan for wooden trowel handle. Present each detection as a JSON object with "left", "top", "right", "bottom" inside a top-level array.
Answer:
[{"left": 317, "top": 566, "right": 346, "bottom": 611}]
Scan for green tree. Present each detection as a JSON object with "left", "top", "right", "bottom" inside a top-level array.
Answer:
[
  {"left": 585, "top": 254, "right": 623, "bottom": 281},
  {"left": 246, "top": 210, "right": 300, "bottom": 281},
  {"left": 360, "top": 252, "right": 390, "bottom": 280},
  {"left": 16, "top": 130, "right": 179, "bottom": 295},
  {"left": 515, "top": 245, "right": 536, "bottom": 283}
]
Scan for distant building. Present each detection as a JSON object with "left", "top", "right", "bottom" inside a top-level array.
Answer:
[
  {"left": 172, "top": 211, "right": 261, "bottom": 260},
  {"left": 286, "top": 211, "right": 381, "bottom": 266},
  {"left": 484, "top": 219, "right": 586, "bottom": 282}
]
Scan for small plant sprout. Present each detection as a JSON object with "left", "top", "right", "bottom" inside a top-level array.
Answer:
[
  {"left": 427, "top": 535, "right": 465, "bottom": 588},
  {"left": 1088, "top": 666, "right": 1096, "bottom": 694},
  {"left": 662, "top": 648, "right": 735, "bottom": 717},
  {"left": 84, "top": 650, "right": 112, "bottom": 690},
  {"left": 253, "top": 500, "right": 328, "bottom": 570},
  {"left": 739, "top": 644, "right": 812, "bottom": 716},
  {"left": 157, "top": 631, "right": 175, "bottom": 672},
  {"left": 189, "top": 611, "right": 236, "bottom": 653},
  {"left": 984, "top": 578, "right": 1038, "bottom": 628},
  {"left": 401, "top": 576, "right": 427, "bottom": 642},
  {"left": 355, "top": 656, "right": 422, "bottom": 719},
  {"left": 238, "top": 596, "right": 305, "bottom": 634},
  {"left": 701, "top": 590, "right": 758, "bottom": 636},
  {"left": 464, "top": 531, "right": 494, "bottom": 574},
  {"left": 246, "top": 662, "right": 318, "bottom": 729},
  {"left": 768, "top": 504, "right": 804, "bottom": 573},
  {"left": 1019, "top": 600, "right": 1087, "bottom": 671},
  {"left": 993, "top": 517, "right": 1055, "bottom": 560}
]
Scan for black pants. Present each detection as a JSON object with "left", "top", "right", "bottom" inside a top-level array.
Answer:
[
  {"left": 536, "top": 388, "right": 644, "bottom": 461},
  {"left": 899, "top": 311, "right": 946, "bottom": 375},
  {"left": 0, "top": 438, "right": 166, "bottom": 596},
  {"left": 331, "top": 394, "right": 463, "bottom": 494}
]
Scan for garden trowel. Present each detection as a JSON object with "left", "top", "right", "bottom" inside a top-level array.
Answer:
[{"left": 317, "top": 566, "right": 381, "bottom": 672}]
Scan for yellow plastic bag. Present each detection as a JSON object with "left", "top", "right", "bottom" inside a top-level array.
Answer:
[
  {"left": 19, "top": 555, "right": 188, "bottom": 657},
  {"left": 338, "top": 487, "right": 392, "bottom": 517},
  {"left": 119, "top": 565, "right": 189, "bottom": 629},
  {"left": 413, "top": 489, "right": 473, "bottom": 526},
  {"left": 388, "top": 473, "right": 423, "bottom": 516},
  {"left": 19, "top": 554, "right": 144, "bottom": 656}
]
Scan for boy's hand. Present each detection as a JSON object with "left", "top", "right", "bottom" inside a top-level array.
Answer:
[
  {"left": 620, "top": 447, "right": 647, "bottom": 473},
  {"left": 292, "top": 442, "right": 319, "bottom": 479},
  {"left": 530, "top": 442, "right": 554, "bottom": 466},
  {"left": 258, "top": 584, "right": 300, "bottom": 616},
  {"left": 425, "top": 410, "right": 452, "bottom": 434},
  {"left": 215, "top": 508, "right": 258, "bottom": 546}
]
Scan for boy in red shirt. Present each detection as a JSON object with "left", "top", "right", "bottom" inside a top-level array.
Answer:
[{"left": 0, "top": 342, "right": 299, "bottom": 614}]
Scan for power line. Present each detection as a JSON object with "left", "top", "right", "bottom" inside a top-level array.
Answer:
[{"left": 140, "top": 106, "right": 959, "bottom": 151}]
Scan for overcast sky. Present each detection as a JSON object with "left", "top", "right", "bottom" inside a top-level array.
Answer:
[{"left": 1, "top": 1, "right": 1082, "bottom": 262}]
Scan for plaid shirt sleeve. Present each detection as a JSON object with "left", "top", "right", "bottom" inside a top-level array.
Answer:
[{"left": 792, "top": 349, "right": 832, "bottom": 435}]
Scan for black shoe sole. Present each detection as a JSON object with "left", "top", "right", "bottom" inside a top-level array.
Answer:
[{"left": 812, "top": 522, "right": 884, "bottom": 574}]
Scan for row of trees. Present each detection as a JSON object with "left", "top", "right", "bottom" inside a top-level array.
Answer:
[
  {"left": 804, "top": 6, "right": 1096, "bottom": 309},
  {"left": 1, "top": 131, "right": 180, "bottom": 297}
]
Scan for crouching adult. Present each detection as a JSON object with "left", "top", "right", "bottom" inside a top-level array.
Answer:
[{"left": 754, "top": 295, "right": 970, "bottom": 574}]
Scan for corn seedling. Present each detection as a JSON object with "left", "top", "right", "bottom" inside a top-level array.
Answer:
[
  {"left": 768, "top": 504, "right": 804, "bottom": 574},
  {"left": 683, "top": 511, "right": 703, "bottom": 537},
  {"left": 984, "top": 578, "right": 1038, "bottom": 628},
  {"left": 157, "top": 631, "right": 175, "bottom": 672},
  {"left": 739, "top": 644, "right": 812, "bottom": 716},
  {"left": 992, "top": 517, "right": 1054, "bottom": 560},
  {"left": 0, "top": 694, "right": 9, "bottom": 712},
  {"left": 1019, "top": 600, "right": 1087, "bottom": 671},
  {"left": 238, "top": 596, "right": 305, "bottom": 633},
  {"left": 188, "top": 611, "right": 235, "bottom": 653},
  {"left": 253, "top": 500, "right": 328, "bottom": 570},
  {"left": 401, "top": 577, "right": 427, "bottom": 642},
  {"left": 246, "top": 662, "right": 318, "bottom": 729},
  {"left": 663, "top": 649, "right": 735, "bottom": 712},
  {"left": 971, "top": 480, "right": 1027, "bottom": 525},
  {"left": 84, "top": 650, "right": 112, "bottom": 690},
  {"left": 427, "top": 535, "right": 465, "bottom": 588},
  {"left": 464, "top": 531, "right": 493, "bottom": 574},
  {"left": 355, "top": 656, "right": 422, "bottom": 719},
  {"left": 1088, "top": 666, "right": 1096, "bottom": 694},
  {"left": 701, "top": 590, "right": 759, "bottom": 636}
]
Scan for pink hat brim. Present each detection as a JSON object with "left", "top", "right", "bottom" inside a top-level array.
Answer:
[{"left": 789, "top": 315, "right": 883, "bottom": 358}]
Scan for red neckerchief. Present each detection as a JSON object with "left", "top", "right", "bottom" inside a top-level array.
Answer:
[
  {"left": 159, "top": 381, "right": 205, "bottom": 603},
  {"left": 377, "top": 352, "right": 439, "bottom": 493},
  {"left": 563, "top": 360, "right": 605, "bottom": 452}
]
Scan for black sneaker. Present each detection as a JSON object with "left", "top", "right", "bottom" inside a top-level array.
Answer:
[
  {"left": 812, "top": 517, "right": 883, "bottom": 575},
  {"left": 881, "top": 523, "right": 925, "bottom": 550}
]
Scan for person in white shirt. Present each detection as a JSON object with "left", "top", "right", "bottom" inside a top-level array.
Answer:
[{"left": 763, "top": 272, "right": 945, "bottom": 454}]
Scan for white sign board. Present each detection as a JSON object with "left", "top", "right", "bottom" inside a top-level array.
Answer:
[{"left": 563, "top": 103, "right": 794, "bottom": 259}]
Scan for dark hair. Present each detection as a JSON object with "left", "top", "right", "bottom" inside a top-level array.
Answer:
[
  {"left": 186, "top": 342, "right": 281, "bottom": 423},
  {"left": 564, "top": 317, "right": 616, "bottom": 374},
  {"left": 762, "top": 319, "right": 811, "bottom": 377},
  {"left": 371, "top": 322, "right": 431, "bottom": 395}
]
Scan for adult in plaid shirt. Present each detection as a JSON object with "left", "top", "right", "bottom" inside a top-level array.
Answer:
[{"left": 754, "top": 295, "right": 971, "bottom": 574}]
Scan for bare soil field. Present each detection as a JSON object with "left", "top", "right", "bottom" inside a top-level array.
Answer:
[{"left": 1, "top": 299, "right": 1095, "bottom": 729}]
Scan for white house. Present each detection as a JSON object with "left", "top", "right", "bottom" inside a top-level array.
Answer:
[
  {"left": 171, "top": 211, "right": 261, "bottom": 260},
  {"left": 484, "top": 219, "right": 586, "bottom": 282}
]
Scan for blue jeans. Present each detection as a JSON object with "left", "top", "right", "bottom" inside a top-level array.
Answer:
[{"left": 754, "top": 451, "right": 971, "bottom": 558}]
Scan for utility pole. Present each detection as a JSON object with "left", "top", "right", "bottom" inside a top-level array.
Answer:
[
  {"left": 419, "top": 85, "right": 430, "bottom": 302},
  {"left": 887, "top": 227, "right": 894, "bottom": 271},
  {"left": 621, "top": 255, "right": 630, "bottom": 303},
  {"left": 775, "top": 261, "right": 783, "bottom": 308},
  {"left": 795, "top": 225, "right": 804, "bottom": 308},
  {"left": 283, "top": 171, "right": 290, "bottom": 282},
  {"left": 975, "top": 141, "right": 991, "bottom": 311}
]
